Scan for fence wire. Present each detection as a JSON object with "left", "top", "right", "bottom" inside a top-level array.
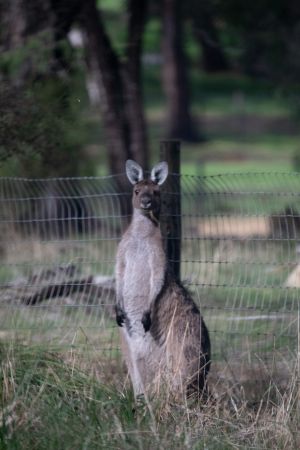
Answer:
[{"left": 0, "top": 173, "right": 300, "bottom": 366}]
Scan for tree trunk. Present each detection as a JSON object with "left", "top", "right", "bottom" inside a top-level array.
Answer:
[
  {"left": 162, "top": 0, "right": 200, "bottom": 142},
  {"left": 81, "top": 0, "right": 148, "bottom": 173},
  {"left": 81, "top": 0, "right": 131, "bottom": 178},
  {"left": 190, "top": 2, "right": 229, "bottom": 73},
  {"left": 122, "top": 0, "right": 148, "bottom": 169},
  {"left": 0, "top": 0, "right": 26, "bottom": 51},
  {"left": 81, "top": 0, "right": 148, "bottom": 219}
]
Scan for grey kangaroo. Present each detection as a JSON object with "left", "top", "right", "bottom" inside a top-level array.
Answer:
[{"left": 115, "top": 160, "right": 210, "bottom": 399}]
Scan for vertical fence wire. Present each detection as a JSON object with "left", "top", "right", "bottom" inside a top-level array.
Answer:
[
  {"left": 180, "top": 172, "right": 300, "bottom": 364},
  {"left": 0, "top": 173, "right": 300, "bottom": 366}
]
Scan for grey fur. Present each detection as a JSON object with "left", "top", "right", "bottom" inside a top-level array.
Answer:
[
  {"left": 116, "top": 160, "right": 210, "bottom": 399},
  {"left": 126, "top": 160, "right": 144, "bottom": 185},
  {"left": 150, "top": 161, "right": 168, "bottom": 185}
]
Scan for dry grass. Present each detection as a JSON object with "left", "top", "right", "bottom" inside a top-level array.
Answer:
[{"left": 0, "top": 341, "right": 299, "bottom": 450}]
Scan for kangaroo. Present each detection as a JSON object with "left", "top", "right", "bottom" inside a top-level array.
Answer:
[{"left": 115, "top": 160, "right": 210, "bottom": 399}]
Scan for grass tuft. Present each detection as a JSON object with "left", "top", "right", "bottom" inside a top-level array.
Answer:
[{"left": 0, "top": 342, "right": 299, "bottom": 449}]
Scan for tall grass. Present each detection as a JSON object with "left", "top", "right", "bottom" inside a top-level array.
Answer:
[{"left": 0, "top": 342, "right": 299, "bottom": 449}]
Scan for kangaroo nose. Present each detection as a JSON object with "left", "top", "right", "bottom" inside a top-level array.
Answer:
[{"left": 141, "top": 199, "right": 152, "bottom": 209}]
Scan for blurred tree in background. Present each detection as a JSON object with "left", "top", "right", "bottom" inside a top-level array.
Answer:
[
  {"left": 1, "top": 0, "right": 300, "bottom": 178},
  {"left": 80, "top": 0, "right": 148, "bottom": 180},
  {"left": 0, "top": 0, "right": 89, "bottom": 177},
  {"left": 187, "top": 0, "right": 229, "bottom": 73},
  {"left": 162, "top": 0, "right": 200, "bottom": 141},
  {"left": 215, "top": 0, "right": 300, "bottom": 81}
]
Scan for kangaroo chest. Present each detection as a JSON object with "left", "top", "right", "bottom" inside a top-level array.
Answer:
[{"left": 122, "top": 232, "right": 166, "bottom": 316}]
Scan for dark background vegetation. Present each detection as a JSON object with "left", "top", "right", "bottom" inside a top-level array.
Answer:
[{"left": 1, "top": 0, "right": 300, "bottom": 180}]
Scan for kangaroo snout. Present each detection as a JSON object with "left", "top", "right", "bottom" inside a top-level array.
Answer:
[{"left": 140, "top": 196, "right": 152, "bottom": 210}]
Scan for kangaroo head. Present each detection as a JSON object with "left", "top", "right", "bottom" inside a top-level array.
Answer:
[{"left": 126, "top": 160, "right": 168, "bottom": 218}]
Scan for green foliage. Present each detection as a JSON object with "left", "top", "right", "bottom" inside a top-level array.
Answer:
[
  {"left": 0, "top": 79, "right": 91, "bottom": 178},
  {"left": 0, "top": 32, "right": 98, "bottom": 178},
  {"left": 213, "top": 0, "right": 300, "bottom": 83},
  {"left": 0, "top": 32, "right": 54, "bottom": 80},
  {"left": 97, "top": 0, "right": 124, "bottom": 13},
  {"left": 143, "top": 19, "right": 161, "bottom": 54},
  {"left": 95, "top": 1, "right": 127, "bottom": 58}
]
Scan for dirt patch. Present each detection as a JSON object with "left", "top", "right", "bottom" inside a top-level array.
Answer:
[{"left": 198, "top": 217, "right": 270, "bottom": 238}]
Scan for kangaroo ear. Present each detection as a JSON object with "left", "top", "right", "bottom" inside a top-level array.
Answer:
[
  {"left": 151, "top": 161, "right": 168, "bottom": 185},
  {"left": 126, "top": 160, "right": 144, "bottom": 185}
]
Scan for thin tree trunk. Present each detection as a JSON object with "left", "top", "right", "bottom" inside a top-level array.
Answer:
[
  {"left": 81, "top": 0, "right": 149, "bottom": 218},
  {"left": 0, "top": 0, "right": 26, "bottom": 51},
  {"left": 190, "top": 3, "right": 229, "bottom": 73},
  {"left": 123, "top": 0, "right": 148, "bottom": 169},
  {"left": 81, "top": 0, "right": 132, "bottom": 223},
  {"left": 162, "top": 0, "right": 200, "bottom": 142},
  {"left": 81, "top": 0, "right": 148, "bottom": 171},
  {"left": 81, "top": 0, "right": 131, "bottom": 178}
]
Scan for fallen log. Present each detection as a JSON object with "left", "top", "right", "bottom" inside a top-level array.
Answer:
[{"left": 22, "top": 275, "right": 94, "bottom": 305}]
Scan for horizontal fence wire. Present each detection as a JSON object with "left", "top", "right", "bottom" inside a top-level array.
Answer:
[{"left": 0, "top": 173, "right": 300, "bottom": 366}]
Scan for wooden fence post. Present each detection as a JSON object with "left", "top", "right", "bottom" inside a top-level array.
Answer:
[{"left": 160, "top": 140, "right": 181, "bottom": 281}]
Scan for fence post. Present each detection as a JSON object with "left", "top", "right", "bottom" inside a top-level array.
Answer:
[{"left": 160, "top": 140, "right": 181, "bottom": 281}]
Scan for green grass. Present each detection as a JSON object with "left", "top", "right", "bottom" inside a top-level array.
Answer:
[
  {"left": 144, "top": 68, "right": 294, "bottom": 116},
  {"left": 189, "top": 72, "right": 295, "bottom": 116},
  {"left": 182, "top": 159, "right": 293, "bottom": 177},
  {"left": 0, "top": 344, "right": 134, "bottom": 450},
  {"left": 0, "top": 343, "right": 299, "bottom": 450}
]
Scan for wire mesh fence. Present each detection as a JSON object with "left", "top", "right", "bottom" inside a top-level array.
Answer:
[{"left": 0, "top": 172, "right": 300, "bottom": 369}]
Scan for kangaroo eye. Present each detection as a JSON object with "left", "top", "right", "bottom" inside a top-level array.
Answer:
[{"left": 135, "top": 189, "right": 139, "bottom": 195}]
